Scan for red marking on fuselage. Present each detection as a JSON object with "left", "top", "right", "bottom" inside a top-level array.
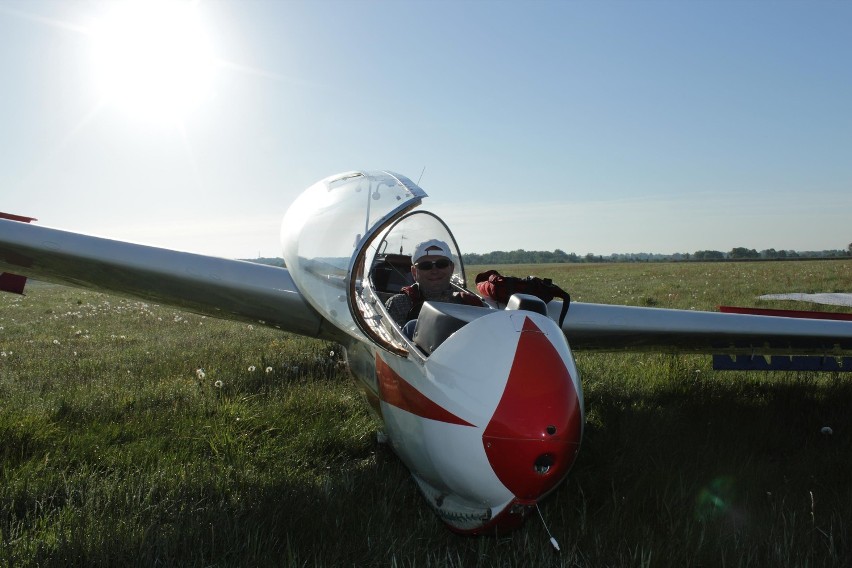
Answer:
[
  {"left": 375, "top": 354, "right": 474, "bottom": 427},
  {"left": 483, "top": 317, "right": 582, "bottom": 501}
]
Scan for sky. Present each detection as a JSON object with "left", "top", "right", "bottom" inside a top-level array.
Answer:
[{"left": 0, "top": 0, "right": 849, "bottom": 259}]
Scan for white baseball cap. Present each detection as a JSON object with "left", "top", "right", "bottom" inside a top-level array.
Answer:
[{"left": 412, "top": 239, "right": 452, "bottom": 263}]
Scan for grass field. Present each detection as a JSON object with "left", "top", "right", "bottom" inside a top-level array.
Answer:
[{"left": 1, "top": 260, "right": 850, "bottom": 567}]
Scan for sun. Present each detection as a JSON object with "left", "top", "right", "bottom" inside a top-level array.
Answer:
[{"left": 88, "top": 0, "right": 216, "bottom": 123}]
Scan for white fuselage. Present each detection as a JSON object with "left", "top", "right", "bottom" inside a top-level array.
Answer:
[{"left": 345, "top": 308, "right": 584, "bottom": 533}]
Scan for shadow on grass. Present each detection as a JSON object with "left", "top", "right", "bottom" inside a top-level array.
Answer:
[
  {"left": 564, "top": 370, "right": 852, "bottom": 566},
  {"left": 4, "top": 372, "right": 851, "bottom": 568}
]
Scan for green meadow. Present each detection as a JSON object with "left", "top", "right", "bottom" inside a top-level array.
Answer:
[{"left": 1, "top": 260, "right": 850, "bottom": 567}]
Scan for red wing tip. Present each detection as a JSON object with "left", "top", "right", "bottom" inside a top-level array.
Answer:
[
  {"left": 0, "top": 213, "right": 37, "bottom": 223},
  {"left": 718, "top": 305, "right": 852, "bottom": 321},
  {"left": 0, "top": 273, "right": 28, "bottom": 295}
]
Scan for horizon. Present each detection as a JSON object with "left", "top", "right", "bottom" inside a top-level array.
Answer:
[
  {"left": 244, "top": 246, "right": 850, "bottom": 264},
  {"left": 1, "top": 1, "right": 849, "bottom": 259}
]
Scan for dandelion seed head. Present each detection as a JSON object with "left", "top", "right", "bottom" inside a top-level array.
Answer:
[
  {"left": 248, "top": 365, "right": 256, "bottom": 372},
  {"left": 53, "top": 339, "right": 60, "bottom": 345},
  {"left": 196, "top": 368, "right": 206, "bottom": 379},
  {"left": 214, "top": 380, "right": 223, "bottom": 388},
  {"left": 265, "top": 366, "right": 273, "bottom": 374}
]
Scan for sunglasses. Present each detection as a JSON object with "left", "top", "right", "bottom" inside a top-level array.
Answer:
[{"left": 415, "top": 258, "right": 452, "bottom": 271}]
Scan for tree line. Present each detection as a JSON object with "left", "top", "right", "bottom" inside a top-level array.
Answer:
[
  {"left": 462, "top": 247, "right": 851, "bottom": 265},
  {"left": 252, "top": 244, "right": 852, "bottom": 267}
]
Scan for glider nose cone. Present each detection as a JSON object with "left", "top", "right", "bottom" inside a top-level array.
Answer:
[{"left": 483, "top": 317, "right": 583, "bottom": 501}]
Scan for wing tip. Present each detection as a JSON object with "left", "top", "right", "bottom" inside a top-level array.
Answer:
[
  {"left": 0, "top": 273, "right": 28, "bottom": 295},
  {"left": 718, "top": 305, "right": 852, "bottom": 322},
  {"left": 0, "top": 212, "right": 37, "bottom": 223}
]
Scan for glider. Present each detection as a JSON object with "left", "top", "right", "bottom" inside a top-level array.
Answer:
[{"left": 2, "top": 171, "right": 851, "bottom": 535}]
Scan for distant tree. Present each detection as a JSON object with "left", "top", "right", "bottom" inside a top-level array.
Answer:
[
  {"left": 247, "top": 257, "right": 285, "bottom": 267},
  {"left": 730, "top": 247, "right": 759, "bottom": 259},
  {"left": 694, "top": 250, "right": 725, "bottom": 260},
  {"left": 553, "top": 249, "right": 570, "bottom": 263},
  {"left": 463, "top": 248, "right": 583, "bottom": 265}
]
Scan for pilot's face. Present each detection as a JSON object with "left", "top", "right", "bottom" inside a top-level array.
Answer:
[{"left": 411, "top": 255, "right": 454, "bottom": 295}]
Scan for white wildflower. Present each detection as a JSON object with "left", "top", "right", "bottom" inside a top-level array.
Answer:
[
  {"left": 265, "top": 366, "right": 273, "bottom": 374},
  {"left": 53, "top": 339, "right": 60, "bottom": 345},
  {"left": 248, "top": 365, "right": 256, "bottom": 372},
  {"left": 196, "top": 368, "right": 206, "bottom": 380},
  {"left": 329, "top": 350, "right": 335, "bottom": 357},
  {"left": 214, "top": 380, "right": 223, "bottom": 388}
]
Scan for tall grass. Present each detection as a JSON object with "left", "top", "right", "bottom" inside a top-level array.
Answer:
[{"left": 1, "top": 260, "right": 850, "bottom": 567}]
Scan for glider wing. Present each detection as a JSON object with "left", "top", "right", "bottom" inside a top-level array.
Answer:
[
  {"left": 0, "top": 217, "right": 328, "bottom": 339},
  {"left": 555, "top": 301, "right": 852, "bottom": 357}
]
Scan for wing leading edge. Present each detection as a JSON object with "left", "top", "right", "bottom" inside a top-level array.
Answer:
[{"left": 0, "top": 218, "right": 331, "bottom": 339}]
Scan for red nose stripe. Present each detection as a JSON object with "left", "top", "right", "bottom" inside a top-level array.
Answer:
[
  {"left": 483, "top": 317, "right": 582, "bottom": 500},
  {"left": 375, "top": 354, "right": 474, "bottom": 427}
]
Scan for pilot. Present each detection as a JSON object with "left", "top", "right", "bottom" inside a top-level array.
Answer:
[{"left": 385, "top": 239, "right": 484, "bottom": 335}]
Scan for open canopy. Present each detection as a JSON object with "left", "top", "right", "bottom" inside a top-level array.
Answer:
[{"left": 281, "top": 171, "right": 427, "bottom": 342}]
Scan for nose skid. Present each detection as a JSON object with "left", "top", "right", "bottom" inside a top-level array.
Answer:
[{"left": 483, "top": 316, "right": 583, "bottom": 501}]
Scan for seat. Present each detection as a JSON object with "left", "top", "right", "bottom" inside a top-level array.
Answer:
[{"left": 370, "top": 253, "right": 414, "bottom": 301}]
